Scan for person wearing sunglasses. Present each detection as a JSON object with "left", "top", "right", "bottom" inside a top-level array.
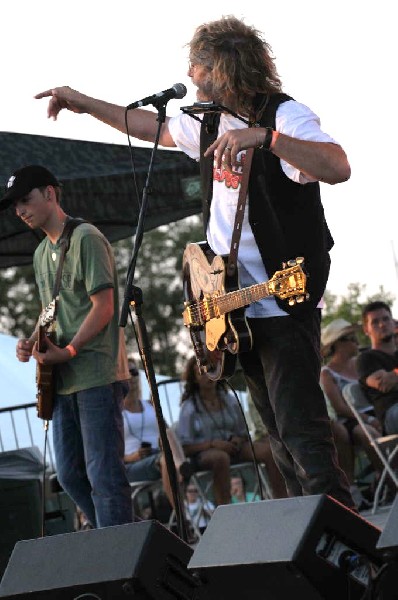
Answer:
[
  {"left": 321, "top": 318, "right": 383, "bottom": 508},
  {"left": 123, "top": 358, "right": 191, "bottom": 514}
]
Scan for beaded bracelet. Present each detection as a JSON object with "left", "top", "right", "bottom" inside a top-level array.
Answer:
[{"left": 66, "top": 344, "right": 77, "bottom": 358}]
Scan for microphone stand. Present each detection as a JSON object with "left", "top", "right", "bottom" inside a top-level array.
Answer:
[{"left": 119, "top": 100, "right": 189, "bottom": 543}]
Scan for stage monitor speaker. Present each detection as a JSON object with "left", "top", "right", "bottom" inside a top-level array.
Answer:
[
  {"left": 0, "top": 479, "right": 42, "bottom": 579},
  {"left": 0, "top": 520, "right": 198, "bottom": 599},
  {"left": 376, "top": 494, "right": 398, "bottom": 557},
  {"left": 189, "top": 494, "right": 384, "bottom": 600}
]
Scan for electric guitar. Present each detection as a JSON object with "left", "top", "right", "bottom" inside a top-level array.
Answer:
[
  {"left": 182, "top": 242, "right": 308, "bottom": 381},
  {"left": 36, "top": 299, "right": 57, "bottom": 420}
]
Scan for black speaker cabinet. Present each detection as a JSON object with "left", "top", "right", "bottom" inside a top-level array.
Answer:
[
  {"left": 0, "top": 479, "right": 42, "bottom": 579},
  {"left": 0, "top": 520, "right": 198, "bottom": 599},
  {"left": 377, "top": 495, "right": 398, "bottom": 557},
  {"left": 189, "top": 494, "right": 384, "bottom": 600}
]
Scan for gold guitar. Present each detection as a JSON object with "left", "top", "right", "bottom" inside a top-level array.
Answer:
[
  {"left": 36, "top": 299, "right": 57, "bottom": 421},
  {"left": 182, "top": 242, "right": 308, "bottom": 380}
]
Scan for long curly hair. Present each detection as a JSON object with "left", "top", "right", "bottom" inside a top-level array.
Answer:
[
  {"left": 188, "top": 15, "right": 282, "bottom": 118},
  {"left": 181, "top": 356, "right": 226, "bottom": 407}
]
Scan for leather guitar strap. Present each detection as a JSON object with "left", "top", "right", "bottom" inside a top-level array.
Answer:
[
  {"left": 51, "top": 218, "right": 86, "bottom": 300},
  {"left": 226, "top": 146, "right": 254, "bottom": 278}
]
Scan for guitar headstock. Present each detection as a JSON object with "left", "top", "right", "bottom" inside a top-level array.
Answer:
[{"left": 268, "top": 257, "right": 309, "bottom": 306}]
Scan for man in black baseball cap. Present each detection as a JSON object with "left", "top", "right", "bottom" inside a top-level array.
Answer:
[
  {"left": 0, "top": 165, "right": 60, "bottom": 211},
  {"left": 12, "top": 161, "right": 133, "bottom": 529}
]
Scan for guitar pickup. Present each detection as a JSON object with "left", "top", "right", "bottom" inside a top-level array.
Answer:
[{"left": 202, "top": 295, "right": 221, "bottom": 321}]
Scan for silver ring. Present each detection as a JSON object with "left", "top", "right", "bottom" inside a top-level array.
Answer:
[{"left": 225, "top": 146, "right": 231, "bottom": 151}]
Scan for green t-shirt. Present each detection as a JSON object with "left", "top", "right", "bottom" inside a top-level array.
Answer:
[{"left": 33, "top": 222, "right": 121, "bottom": 394}]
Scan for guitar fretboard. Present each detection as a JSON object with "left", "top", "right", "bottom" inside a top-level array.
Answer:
[{"left": 216, "top": 281, "right": 270, "bottom": 315}]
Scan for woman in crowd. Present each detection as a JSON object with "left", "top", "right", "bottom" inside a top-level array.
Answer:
[
  {"left": 123, "top": 357, "right": 190, "bottom": 512},
  {"left": 177, "top": 356, "right": 287, "bottom": 506},
  {"left": 320, "top": 318, "right": 383, "bottom": 506}
]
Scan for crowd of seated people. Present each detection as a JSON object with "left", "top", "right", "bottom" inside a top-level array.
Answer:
[{"left": 320, "top": 318, "right": 384, "bottom": 508}]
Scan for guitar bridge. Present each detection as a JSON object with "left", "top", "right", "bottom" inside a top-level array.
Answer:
[{"left": 183, "top": 303, "right": 204, "bottom": 328}]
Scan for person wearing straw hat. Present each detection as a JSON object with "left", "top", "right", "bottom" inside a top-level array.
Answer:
[{"left": 321, "top": 318, "right": 383, "bottom": 507}]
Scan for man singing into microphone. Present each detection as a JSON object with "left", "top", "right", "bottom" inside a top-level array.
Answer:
[{"left": 36, "top": 15, "right": 355, "bottom": 510}]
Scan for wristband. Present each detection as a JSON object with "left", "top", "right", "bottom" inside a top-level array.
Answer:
[
  {"left": 257, "top": 127, "right": 273, "bottom": 150},
  {"left": 394, "top": 368, "right": 398, "bottom": 375},
  {"left": 66, "top": 344, "right": 77, "bottom": 358},
  {"left": 270, "top": 130, "right": 279, "bottom": 151}
]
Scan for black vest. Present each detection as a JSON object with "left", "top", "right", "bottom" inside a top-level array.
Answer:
[{"left": 199, "top": 93, "right": 334, "bottom": 316}]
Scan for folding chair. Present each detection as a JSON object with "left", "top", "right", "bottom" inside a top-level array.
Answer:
[
  {"left": 342, "top": 382, "right": 398, "bottom": 514},
  {"left": 129, "top": 479, "right": 163, "bottom": 521},
  {"left": 195, "top": 461, "right": 272, "bottom": 503}
]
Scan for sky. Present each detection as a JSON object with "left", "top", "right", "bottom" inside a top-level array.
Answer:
[{"left": 1, "top": 0, "right": 397, "bottom": 313}]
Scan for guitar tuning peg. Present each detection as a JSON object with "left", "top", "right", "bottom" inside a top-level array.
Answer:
[
  {"left": 305, "top": 293, "right": 310, "bottom": 300},
  {"left": 282, "top": 262, "right": 287, "bottom": 269},
  {"left": 287, "top": 259, "right": 296, "bottom": 267},
  {"left": 296, "top": 295, "right": 305, "bottom": 303},
  {"left": 288, "top": 298, "right": 296, "bottom": 306},
  {"left": 295, "top": 257, "right": 304, "bottom": 264}
]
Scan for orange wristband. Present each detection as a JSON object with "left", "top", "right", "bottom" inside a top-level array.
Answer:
[
  {"left": 270, "top": 130, "right": 279, "bottom": 151},
  {"left": 66, "top": 344, "right": 77, "bottom": 358}
]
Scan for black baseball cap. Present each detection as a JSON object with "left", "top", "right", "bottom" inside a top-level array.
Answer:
[{"left": 0, "top": 165, "right": 60, "bottom": 211}]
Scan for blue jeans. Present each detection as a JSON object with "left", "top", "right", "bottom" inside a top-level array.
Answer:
[
  {"left": 52, "top": 381, "right": 133, "bottom": 528},
  {"left": 239, "top": 312, "right": 355, "bottom": 510},
  {"left": 125, "top": 450, "right": 161, "bottom": 482},
  {"left": 385, "top": 403, "right": 398, "bottom": 435}
]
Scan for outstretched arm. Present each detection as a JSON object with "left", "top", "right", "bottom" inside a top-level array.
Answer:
[{"left": 35, "top": 86, "right": 177, "bottom": 148}]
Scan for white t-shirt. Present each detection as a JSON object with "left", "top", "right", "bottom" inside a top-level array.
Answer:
[
  {"left": 185, "top": 498, "right": 215, "bottom": 528},
  {"left": 123, "top": 400, "right": 160, "bottom": 454},
  {"left": 168, "top": 100, "right": 335, "bottom": 317}
]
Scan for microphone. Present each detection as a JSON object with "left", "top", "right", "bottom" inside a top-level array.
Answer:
[{"left": 126, "top": 83, "right": 187, "bottom": 110}]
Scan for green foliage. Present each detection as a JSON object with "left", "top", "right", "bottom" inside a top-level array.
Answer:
[
  {"left": 322, "top": 283, "right": 396, "bottom": 347},
  {"left": 0, "top": 264, "right": 40, "bottom": 338},
  {"left": 0, "top": 219, "right": 395, "bottom": 379},
  {"left": 114, "top": 216, "right": 204, "bottom": 376}
]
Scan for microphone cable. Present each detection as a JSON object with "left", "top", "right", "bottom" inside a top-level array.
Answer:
[
  {"left": 40, "top": 419, "right": 50, "bottom": 537},
  {"left": 223, "top": 378, "right": 266, "bottom": 501}
]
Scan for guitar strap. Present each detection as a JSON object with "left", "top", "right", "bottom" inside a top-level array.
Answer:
[
  {"left": 226, "top": 146, "right": 254, "bottom": 277},
  {"left": 51, "top": 217, "right": 86, "bottom": 300}
]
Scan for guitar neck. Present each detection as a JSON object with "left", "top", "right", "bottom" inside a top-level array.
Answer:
[{"left": 217, "top": 282, "right": 270, "bottom": 315}]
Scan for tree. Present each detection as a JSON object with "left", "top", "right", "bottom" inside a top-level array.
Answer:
[
  {"left": 1, "top": 222, "right": 395, "bottom": 377},
  {"left": 0, "top": 264, "right": 40, "bottom": 338},
  {"left": 114, "top": 216, "right": 203, "bottom": 376}
]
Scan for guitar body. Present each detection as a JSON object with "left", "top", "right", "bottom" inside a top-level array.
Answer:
[
  {"left": 36, "top": 301, "right": 57, "bottom": 421},
  {"left": 182, "top": 242, "right": 252, "bottom": 381},
  {"left": 182, "top": 243, "right": 308, "bottom": 382}
]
